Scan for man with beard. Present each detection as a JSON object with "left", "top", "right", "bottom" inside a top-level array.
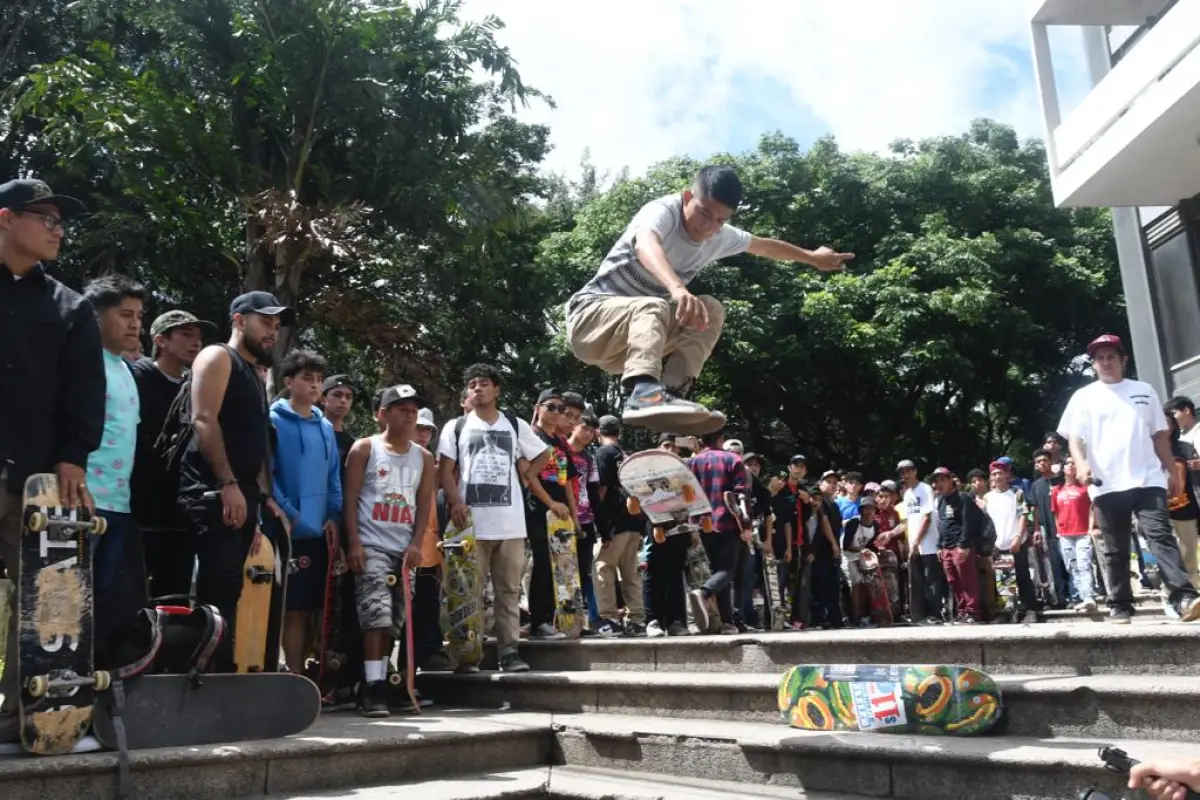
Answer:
[
  {"left": 178, "top": 291, "right": 295, "bottom": 669},
  {"left": 130, "top": 310, "right": 216, "bottom": 598}
]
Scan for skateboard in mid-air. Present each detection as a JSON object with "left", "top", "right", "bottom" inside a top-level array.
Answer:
[
  {"left": 440, "top": 515, "right": 484, "bottom": 672},
  {"left": 618, "top": 450, "right": 713, "bottom": 543},
  {"left": 92, "top": 671, "right": 321, "bottom": 750},
  {"left": 778, "top": 664, "right": 1003, "bottom": 736},
  {"left": 18, "top": 473, "right": 110, "bottom": 755},
  {"left": 547, "top": 511, "right": 584, "bottom": 638}
]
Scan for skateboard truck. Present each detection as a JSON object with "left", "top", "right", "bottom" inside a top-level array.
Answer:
[
  {"left": 26, "top": 669, "right": 112, "bottom": 697},
  {"left": 246, "top": 565, "right": 273, "bottom": 583},
  {"left": 24, "top": 508, "right": 107, "bottom": 535}
]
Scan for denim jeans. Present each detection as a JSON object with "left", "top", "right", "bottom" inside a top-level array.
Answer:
[{"left": 1057, "top": 534, "right": 1095, "bottom": 603}]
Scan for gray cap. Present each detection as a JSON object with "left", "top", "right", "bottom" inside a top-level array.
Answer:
[
  {"left": 416, "top": 408, "right": 436, "bottom": 429},
  {"left": 597, "top": 415, "right": 620, "bottom": 435},
  {"left": 896, "top": 459, "right": 916, "bottom": 471}
]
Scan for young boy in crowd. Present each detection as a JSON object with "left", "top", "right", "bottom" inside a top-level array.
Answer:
[
  {"left": 812, "top": 471, "right": 845, "bottom": 628},
  {"left": 984, "top": 460, "right": 1041, "bottom": 624},
  {"left": 343, "top": 384, "right": 434, "bottom": 716},
  {"left": 270, "top": 350, "right": 344, "bottom": 673},
  {"left": 1052, "top": 457, "right": 1098, "bottom": 612},
  {"left": 564, "top": 407, "right": 602, "bottom": 629},
  {"left": 932, "top": 467, "right": 984, "bottom": 623},
  {"left": 841, "top": 497, "right": 879, "bottom": 627}
]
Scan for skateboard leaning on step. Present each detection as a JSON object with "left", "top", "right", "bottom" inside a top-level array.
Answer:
[
  {"left": 859, "top": 550, "right": 893, "bottom": 625},
  {"left": 440, "top": 515, "right": 483, "bottom": 672},
  {"left": 547, "top": 510, "right": 584, "bottom": 638},
  {"left": 234, "top": 526, "right": 275, "bottom": 673},
  {"left": 18, "top": 473, "right": 110, "bottom": 755},
  {"left": 778, "top": 664, "right": 1003, "bottom": 736},
  {"left": 262, "top": 510, "right": 294, "bottom": 671},
  {"left": 92, "top": 671, "right": 320, "bottom": 750},
  {"left": 618, "top": 450, "right": 713, "bottom": 544},
  {"left": 312, "top": 531, "right": 350, "bottom": 694}
]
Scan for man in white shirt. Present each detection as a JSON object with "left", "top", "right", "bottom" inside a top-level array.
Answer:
[
  {"left": 565, "top": 164, "right": 852, "bottom": 435},
  {"left": 1057, "top": 334, "right": 1200, "bottom": 624},
  {"left": 438, "top": 363, "right": 550, "bottom": 671},
  {"left": 898, "top": 459, "right": 946, "bottom": 624}
]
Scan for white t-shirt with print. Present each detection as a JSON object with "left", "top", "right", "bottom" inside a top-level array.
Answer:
[
  {"left": 437, "top": 412, "right": 547, "bottom": 540},
  {"left": 902, "top": 481, "right": 939, "bottom": 556},
  {"left": 1057, "top": 379, "right": 1168, "bottom": 498},
  {"left": 984, "top": 488, "right": 1023, "bottom": 552}
]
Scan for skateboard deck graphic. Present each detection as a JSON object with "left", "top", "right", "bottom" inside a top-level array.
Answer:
[
  {"left": 440, "top": 516, "right": 483, "bottom": 670},
  {"left": 92, "top": 672, "right": 320, "bottom": 750},
  {"left": 760, "top": 550, "right": 786, "bottom": 631},
  {"left": 547, "top": 512, "right": 584, "bottom": 638},
  {"left": 313, "top": 533, "right": 350, "bottom": 693},
  {"left": 778, "top": 664, "right": 1003, "bottom": 736},
  {"left": 859, "top": 550, "right": 892, "bottom": 624},
  {"left": 618, "top": 450, "right": 712, "bottom": 543},
  {"left": 18, "top": 473, "right": 109, "bottom": 755},
  {"left": 234, "top": 528, "right": 274, "bottom": 673}
]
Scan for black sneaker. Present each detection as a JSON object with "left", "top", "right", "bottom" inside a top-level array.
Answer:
[
  {"left": 623, "top": 621, "right": 647, "bottom": 637},
  {"left": 595, "top": 619, "right": 623, "bottom": 638},
  {"left": 361, "top": 681, "right": 389, "bottom": 718},
  {"left": 1107, "top": 608, "right": 1133, "bottom": 625},
  {"left": 498, "top": 651, "right": 531, "bottom": 673},
  {"left": 666, "top": 622, "right": 690, "bottom": 636}
]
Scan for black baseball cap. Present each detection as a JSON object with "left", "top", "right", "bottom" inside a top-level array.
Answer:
[
  {"left": 229, "top": 291, "right": 296, "bottom": 325},
  {"left": 0, "top": 178, "right": 85, "bottom": 219},
  {"left": 790, "top": 454, "right": 807, "bottom": 465},
  {"left": 598, "top": 415, "right": 620, "bottom": 436},
  {"left": 537, "top": 388, "right": 564, "bottom": 405},
  {"left": 322, "top": 374, "right": 353, "bottom": 396},
  {"left": 381, "top": 384, "right": 424, "bottom": 409}
]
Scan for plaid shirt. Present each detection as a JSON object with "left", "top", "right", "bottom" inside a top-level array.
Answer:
[{"left": 689, "top": 447, "right": 748, "bottom": 533}]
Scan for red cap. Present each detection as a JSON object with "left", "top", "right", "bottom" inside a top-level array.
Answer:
[
  {"left": 988, "top": 460, "right": 1009, "bottom": 472},
  {"left": 1086, "top": 334, "right": 1125, "bottom": 357},
  {"left": 931, "top": 467, "right": 952, "bottom": 478}
]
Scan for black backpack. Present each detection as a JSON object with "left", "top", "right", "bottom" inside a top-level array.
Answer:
[{"left": 154, "top": 376, "right": 194, "bottom": 497}]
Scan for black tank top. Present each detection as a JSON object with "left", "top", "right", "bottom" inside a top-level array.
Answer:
[{"left": 180, "top": 344, "right": 269, "bottom": 492}]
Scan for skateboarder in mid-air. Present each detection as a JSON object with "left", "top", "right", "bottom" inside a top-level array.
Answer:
[{"left": 565, "top": 165, "right": 853, "bottom": 434}]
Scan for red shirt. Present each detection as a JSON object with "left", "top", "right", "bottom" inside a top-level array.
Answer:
[{"left": 1051, "top": 483, "right": 1091, "bottom": 536}]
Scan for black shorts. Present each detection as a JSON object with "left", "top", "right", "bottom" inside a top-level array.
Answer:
[{"left": 286, "top": 537, "right": 329, "bottom": 612}]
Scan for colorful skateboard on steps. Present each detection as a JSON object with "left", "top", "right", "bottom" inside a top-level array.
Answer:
[
  {"left": 618, "top": 450, "right": 713, "bottom": 543},
  {"left": 92, "top": 672, "right": 320, "bottom": 750},
  {"left": 440, "top": 515, "right": 483, "bottom": 671},
  {"left": 778, "top": 664, "right": 1003, "bottom": 736},
  {"left": 547, "top": 511, "right": 584, "bottom": 638},
  {"left": 17, "top": 473, "right": 110, "bottom": 755}
]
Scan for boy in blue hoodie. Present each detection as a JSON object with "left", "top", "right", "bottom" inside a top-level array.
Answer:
[{"left": 271, "top": 350, "right": 344, "bottom": 672}]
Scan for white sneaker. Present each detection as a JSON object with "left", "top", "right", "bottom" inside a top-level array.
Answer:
[
  {"left": 645, "top": 620, "right": 665, "bottom": 638},
  {"left": 1075, "top": 599, "right": 1098, "bottom": 612}
]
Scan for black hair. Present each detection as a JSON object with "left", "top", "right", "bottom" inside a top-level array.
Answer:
[
  {"left": 844, "top": 471, "right": 864, "bottom": 484},
  {"left": 1032, "top": 448, "right": 1051, "bottom": 461},
  {"left": 700, "top": 429, "right": 725, "bottom": 449},
  {"left": 1166, "top": 396, "right": 1196, "bottom": 416},
  {"left": 280, "top": 349, "right": 327, "bottom": 381},
  {"left": 562, "top": 391, "right": 586, "bottom": 412},
  {"left": 694, "top": 165, "right": 743, "bottom": 210},
  {"left": 965, "top": 468, "right": 987, "bottom": 482},
  {"left": 83, "top": 274, "right": 146, "bottom": 312},
  {"left": 463, "top": 362, "right": 502, "bottom": 388},
  {"left": 580, "top": 412, "right": 599, "bottom": 428},
  {"left": 372, "top": 387, "right": 386, "bottom": 411},
  {"left": 1043, "top": 431, "right": 1067, "bottom": 447}
]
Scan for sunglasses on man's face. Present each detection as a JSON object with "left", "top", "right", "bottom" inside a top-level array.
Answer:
[{"left": 542, "top": 402, "right": 566, "bottom": 414}]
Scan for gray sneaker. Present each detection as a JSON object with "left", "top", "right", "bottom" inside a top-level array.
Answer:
[
  {"left": 498, "top": 651, "right": 531, "bottom": 673},
  {"left": 687, "top": 589, "right": 710, "bottom": 632},
  {"left": 532, "top": 623, "right": 566, "bottom": 640}
]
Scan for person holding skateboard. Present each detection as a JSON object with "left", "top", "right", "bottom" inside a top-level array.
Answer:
[
  {"left": 342, "top": 384, "right": 434, "bottom": 717},
  {"left": 565, "top": 165, "right": 853, "bottom": 434},
  {"left": 0, "top": 178, "right": 105, "bottom": 742}
]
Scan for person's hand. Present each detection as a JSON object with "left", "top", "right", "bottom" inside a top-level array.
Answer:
[
  {"left": 832, "top": 547, "right": 841, "bottom": 561},
  {"left": 266, "top": 499, "right": 292, "bottom": 537},
  {"left": 784, "top": 549, "right": 793, "bottom": 564},
  {"left": 810, "top": 246, "right": 854, "bottom": 273},
  {"left": 1168, "top": 473, "right": 1183, "bottom": 502},
  {"left": 1033, "top": 531, "right": 1044, "bottom": 547},
  {"left": 346, "top": 542, "right": 366, "bottom": 574},
  {"left": 55, "top": 462, "right": 94, "bottom": 514},
  {"left": 549, "top": 501, "right": 570, "bottom": 521},
  {"left": 669, "top": 285, "right": 709, "bottom": 330},
  {"left": 1009, "top": 539, "right": 1022, "bottom": 554},
  {"left": 1128, "top": 756, "right": 1200, "bottom": 799},
  {"left": 450, "top": 501, "right": 469, "bottom": 529},
  {"left": 1076, "top": 462, "right": 1093, "bottom": 486},
  {"left": 221, "top": 483, "right": 247, "bottom": 528}
]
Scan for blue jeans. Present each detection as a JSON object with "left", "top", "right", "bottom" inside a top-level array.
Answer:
[
  {"left": 1057, "top": 534, "right": 1095, "bottom": 603},
  {"left": 93, "top": 510, "right": 134, "bottom": 595}
]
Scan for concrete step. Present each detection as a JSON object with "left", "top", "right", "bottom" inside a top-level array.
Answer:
[
  {"left": 419, "top": 669, "right": 1200, "bottom": 742},
  {"left": 552, "top": 712, "right": 1196, "bottom": 800},
  {"left": 268, "top": 765, "right": 872, "bottom": 798},
  {"left": 480, "top": 621, "right": 1200, "bottom": 675},
  {"left": 1042, "top": 604, "right": 1165, "bottom": 623},
  {"left": 0, "top": 710, "right": 552, "bottom": 800}
]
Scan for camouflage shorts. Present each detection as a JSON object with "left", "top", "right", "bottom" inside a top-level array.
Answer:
[{"left": 354, "top": 547, "right": 407, "bottom": 632}]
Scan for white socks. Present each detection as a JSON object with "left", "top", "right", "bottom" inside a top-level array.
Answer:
[{"left": 364, "top": 659, "right": 388, "bottom": 682}]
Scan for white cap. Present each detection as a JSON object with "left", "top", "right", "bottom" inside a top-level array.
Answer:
[
  {"left": 723, "top": 439, "right": 744, "bottom": 454},
  {"left": 417, "top": 408, "right": 436, "bottom": 429}
]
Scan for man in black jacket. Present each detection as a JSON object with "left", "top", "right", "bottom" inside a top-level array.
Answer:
[{"left": 0, "top": 178, "right": 105, "bottom": 741}]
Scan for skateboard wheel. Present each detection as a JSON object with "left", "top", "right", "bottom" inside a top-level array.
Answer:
[
  {"left": 653, "top": 527, "right": 666, "bottom": 544},
  {"left": 27, "top": 511, "right": 49, "bottom": 533},
  {"left": 90, "top": 515, "right": 107, "bottom": 535},
  {"left": 466, "top": 630, "right": 477, "bottom": 642},
  {"left": 626, "top": 496, "right": 641, "bottom": 515},
  {"left": 327, "top": 656, "right": 343, "bottom": 670},
  {"left": 26, "top": 675, "right": 48, "bottom": 698},
  {"left": 386, "top": 574, "right": 397, "bottom": 587},
  {"left": 681, "top": 484, "right": 696, "bottom": 503},
  {"left": 93, "top": 670, "right": 111, "bottom": 691},
  {"left": 388, "top": 671, "right": 403, "bottom": 686},
  {"left": 462, "top": 539, "right": 474, "bottom": 555},
  {"left": 701, "top": 517, "right": 714, "bottom": 533}
]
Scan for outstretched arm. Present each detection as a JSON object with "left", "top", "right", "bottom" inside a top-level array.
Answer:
[{"left": 747, "top": 236, "right": 854, "bottom": 272}]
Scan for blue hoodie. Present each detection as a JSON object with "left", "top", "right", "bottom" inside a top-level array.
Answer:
[{"left": 270, "top": 398, "right": 343, "bottom": 541}]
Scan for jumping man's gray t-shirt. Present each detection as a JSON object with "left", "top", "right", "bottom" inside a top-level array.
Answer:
[{"left": 567, "top": 193, "right": 752, "bottom": 313}]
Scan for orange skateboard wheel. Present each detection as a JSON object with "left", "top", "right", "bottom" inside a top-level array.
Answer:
[
  {"left": 653, "top": 527, "right": 666, "bottom": 544},
  {"left": 681, "top": 484, "right": 696, "bottom": 503},
  {"left": 701, "top": 516, "right": 714, "bottom": 533},
  {"left": 626, "top": 496, "right": 641, "bottom": 515}
]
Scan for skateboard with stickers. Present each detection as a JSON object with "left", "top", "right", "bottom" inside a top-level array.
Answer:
[
  {"left": 547, "top": 511, "right": 584, "bottom": 638},
  {"left": 618, "top": 450, "right": 713, "bottom": 543},
  {"left": 778, "top": 664, "right": 1002, "bottom": 736}
]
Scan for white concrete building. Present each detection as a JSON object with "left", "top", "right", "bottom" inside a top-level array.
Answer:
[{"left": 1030, "top": 0, "right": 1200, "bottom": 398}]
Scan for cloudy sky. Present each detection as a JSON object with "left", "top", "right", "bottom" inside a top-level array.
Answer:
[{"left": 459, "top": 1, "right": 1094, "bottom": 180}]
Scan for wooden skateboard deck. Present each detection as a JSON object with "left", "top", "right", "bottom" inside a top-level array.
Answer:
[
  {"left": 18, "top": 473, "right": 109, "bottom": 755},
  {"left": 778, "top": 664, "right": 1003, "bottom": 736},
  {"left": 547, "top": 511, "right": 583, "bottom": 638},
  {"left": 440, "top": 517, "right": 483, "bottom": 670},
  {"left": 263, "top": 513, "right": 293, "bottom": 671},
  {"left": 618, "top": 450, "right": 712, "bottom": 543},
  {"left": 92, "top": 672, "right": 320, "bottom": 750},
  {"left": 233, "top": 528, "right": 274, "bottom": 673}
]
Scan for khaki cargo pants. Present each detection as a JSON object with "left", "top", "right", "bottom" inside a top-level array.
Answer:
[{"left": 566, "top": 295, "right": 725, "bottom": 388}]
